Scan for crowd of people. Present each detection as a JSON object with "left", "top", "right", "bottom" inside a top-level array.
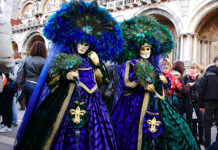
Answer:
[
  {"left": 0, "top": 41, "right": 47, "bottom": 132},
  {"left": 0, "top": 1, "right": 218, "bottom": 150},
  {"left": 161, "top": 57, "right": 218, "bottom": 149}
]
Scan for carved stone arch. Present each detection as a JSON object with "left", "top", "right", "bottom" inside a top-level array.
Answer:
[
  {"left": 20, "top": 1, "right": 36, "bottom": 19},
  {"left": 188, "top": 0, "right": 218, "bottom": 33},
  {"left": 11, "top": 38, "right": 22, "bottom": 58},
  {"left": 11, "top": 36, "right": 18, "bottom": 43},
  {"left": 41, "top": 0, "right": 61, "bottom": 13},
  {"left": 40, "top": 0, "right": 48, "bottom": 13},
  {"left": 11, "top": 37, "right": 18, "bottom": 51},
  {"left": 134, "top": 5, "right": 182, "bottom": 34},
  {"left": 22, "top": 31, "right": 45, "bottom": 54}
]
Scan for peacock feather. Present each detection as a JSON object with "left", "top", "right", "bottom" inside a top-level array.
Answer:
[
  {"left": 49, "top": 53, "right": 82, "bottom": 75},
  {"left": 134, "top": 59, "right": 156, "bottom": 87}
]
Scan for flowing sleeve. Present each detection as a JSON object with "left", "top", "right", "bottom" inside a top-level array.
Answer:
[
  {"left": 46, "top": 72, "right": 62, "bottom": 93},
  {"left": 93, "top": 61, "right": 110, "bottom": 87},
  {"left": 118, "top": 60, "right": 139, "bottom": 91}
]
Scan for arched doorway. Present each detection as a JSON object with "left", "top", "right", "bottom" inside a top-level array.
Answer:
[
  {"left": 195, "top": 8, "right": 218, "bottom": 64},
  {"left": 27, "top": 35, "right": 45, "bottom": 54},
  {"left": 22, "top": 32, "right": 45, "bottom": 57}
]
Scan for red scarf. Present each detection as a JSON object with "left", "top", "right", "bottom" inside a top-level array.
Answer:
[{"left": 163, "top": 72, "right": 182, "bottom": 96}]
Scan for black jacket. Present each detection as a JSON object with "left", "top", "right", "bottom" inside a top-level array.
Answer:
[
  {"left": 199, "top": 65, "right": 218, "bottom": 107},
  {"left": 24, "top": 56, "right": 46, "bottom": 82},
  {"left": 184, "top": 74, "right": 201, "bottom": 104}
]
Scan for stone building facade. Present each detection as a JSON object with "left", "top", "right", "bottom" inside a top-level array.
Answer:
[{"left": 1, "top": 0, "right": 218, "bottom": 67}]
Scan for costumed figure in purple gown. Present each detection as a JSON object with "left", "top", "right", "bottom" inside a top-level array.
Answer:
[
  {"left": 111, "top": 16, "right": 199, "bottom": 150},
  {"left": 14, "top": 1, "right": 123, "bottom": 150}
]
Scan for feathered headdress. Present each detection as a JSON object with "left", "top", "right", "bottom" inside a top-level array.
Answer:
[
  {"left": 119, "top": 16, "right": 174, "bottom": 63},
  {"left": 43, "top": 0, "right": 123, "bottom": 62}
]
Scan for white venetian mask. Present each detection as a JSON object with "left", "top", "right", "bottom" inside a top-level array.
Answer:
[
  {"left": 140, "top": 43, "right": 151, "bottom": 59},
  {"left": 77, "top": 42, "right": 89, "bottom": 54}
]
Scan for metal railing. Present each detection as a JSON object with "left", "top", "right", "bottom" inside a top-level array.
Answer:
[
  {"left": 12, "top": 19, "right": 47, "bottom": 32},
  {"left": 102, "top": 0, "right": 167, "bottom": 10}
]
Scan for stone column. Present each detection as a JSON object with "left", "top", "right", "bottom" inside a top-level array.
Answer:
[
  {"left": 203, "top": 40, "right": 207, "bottom": 65},
  {"left": 199, "top": 40, "right": 203, "bottom": 64},
  {"left": 209, "top": 41, "right": 212, "bottom": 63},
  {"left": 192, "top": 34, "right": 198, "bottom": 62},
  {"left": 184, "top": 34, "right": 191, "bottom": 61},
  {"left": 206, "top": 40, "right": 212, "bottom": 64},
  {"left": 176, "top": 36, "right": 180, "bottom": 61},
  {"left": 180, "top": 35, "right": 184, "bottom": 60},
  {"left": 196, "top": 36, "right": 201, "bottom": 63}
]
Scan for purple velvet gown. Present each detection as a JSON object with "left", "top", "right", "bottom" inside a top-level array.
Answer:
[
  {"left": 111, "top": 59, "right": 145, "bottom": 149},
  {"left": 49, "top": 57, "right": 117, "bottom": 150}
]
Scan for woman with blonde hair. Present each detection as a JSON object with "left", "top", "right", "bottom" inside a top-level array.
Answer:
[
  {"left": 184, "top": 62, "right": 204, "bottom": 145},
  {"left": 160, "top": 58, "right": 182, "bottom": 99}
]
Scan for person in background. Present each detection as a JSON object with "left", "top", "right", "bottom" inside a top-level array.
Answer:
[
  {"left": 171, "top": 61, "right": 191, "bottom": 120},
  {"left": 15, "top": 58, "right": 26, "bottom": 110},
  {"left": 199, "top": 56, "right": 218, "bottom": 148},
  {"left": 0, "top": 13, "right": 14, "bottom": 74},
  {"left": 0, "top": 73, "right": 18, "bottom": 132},
  {"left": 0, "top": 73, "right": 7, "bottom": 122},
  {"left": 9, "top": 58, "right": 24, "bottom": 126},
  {"left": 184, "top": 63, "right": 204, "bottom": 145},
  {"left": 0, "top": 13, "right": 14, "bottom": 94},
  {"left": 22, "top": 41, "right": 47, "bottom": 107},
  {"left": 159, "top": 58, "right": 182, "bottom": 100}
]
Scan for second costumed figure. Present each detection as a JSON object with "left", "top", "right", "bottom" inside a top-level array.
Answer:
[{"left": 111, "top": 16, "right": 200, "bottom": 150}]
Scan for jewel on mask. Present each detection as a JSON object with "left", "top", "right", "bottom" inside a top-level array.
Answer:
[{"left": 82, "top": 26, "right": 93, "bottom": 35}]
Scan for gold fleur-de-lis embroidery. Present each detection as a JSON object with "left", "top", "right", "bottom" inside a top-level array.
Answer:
[
  {"left": 147, "top": 117, "right": 161, "bottom": 133},
  {"left": 70, "top": 106, "right": 86, "bottom": 124}
]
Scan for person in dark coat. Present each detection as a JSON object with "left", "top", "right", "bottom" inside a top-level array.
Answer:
[
  {"left": 0, "top": 74, "right": 18, "bottom": 132},
  {"left": 184, "top": 63, "right": 204, "bottom": 145},
  {"left": 199, "top": 56, "right": 218, "bottom": 148},
  {"left": 171, "top": 61, "right": 191, "bottom": 120}
]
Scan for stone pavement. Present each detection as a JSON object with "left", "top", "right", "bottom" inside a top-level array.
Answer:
[{"left": 0, "top": 106, "right": 217, "bottom": 150}]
